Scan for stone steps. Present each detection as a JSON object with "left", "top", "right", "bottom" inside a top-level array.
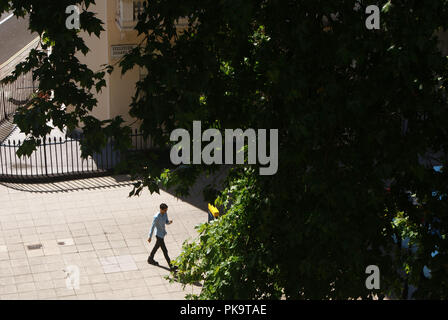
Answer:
[{"left": 0, "top": 117, "right": 17, "bottom": 144}]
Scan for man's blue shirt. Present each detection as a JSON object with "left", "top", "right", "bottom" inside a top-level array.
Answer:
[{"left": 149, "top": 212, "right": 169, "bottom": 239}]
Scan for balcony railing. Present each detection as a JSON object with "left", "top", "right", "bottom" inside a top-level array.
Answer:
[
  {"left": 0, "top": 71, "right": 36, "bottom": 128},
  {"left": 116, "top": 0, "right": 188, "bottom": 31},
  {"left": 116, "top": 0, "right": 145, "bottom": 31}
]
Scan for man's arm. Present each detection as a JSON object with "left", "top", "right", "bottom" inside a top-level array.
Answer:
[
  {"left": 166, "top": 214, "right": 173, "bottom": 225},
  {"left": 148, "top": 216, "right": 157, "bottom": 242}
]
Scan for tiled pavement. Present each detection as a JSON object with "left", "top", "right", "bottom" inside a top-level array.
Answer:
[{"left": 0, "top": 175, "right": 205, "bottom": 300}]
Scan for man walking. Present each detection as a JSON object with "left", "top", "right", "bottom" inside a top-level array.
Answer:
[{"left": 147, "top": 203, "right": 177, "bottom": 271}]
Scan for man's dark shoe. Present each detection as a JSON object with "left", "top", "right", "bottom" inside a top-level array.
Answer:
[
  {"left": 147, "top": 258, "right": 159, "bottom": 266},
  {"left": 170, "top": 265, "right": 178, "bottom": 272}
]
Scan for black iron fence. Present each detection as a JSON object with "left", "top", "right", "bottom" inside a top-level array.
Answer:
[
  {"left": 0, "top": 129, "right": 152, "bottom": 182},
  {"left": 0, "top": 71, "right": 36, "bottom": 124}
]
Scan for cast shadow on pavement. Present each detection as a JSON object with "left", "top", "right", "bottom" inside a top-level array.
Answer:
[
  {"left": 149, "top": 264, "right": 203, "bottom": 288},
  {"left": 0, "top": 174, "right": 135, "bottom": 193}
]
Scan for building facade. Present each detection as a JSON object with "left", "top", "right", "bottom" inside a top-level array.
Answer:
[{"left": 77, "top": 0, "right": 157, "bottom": 127}]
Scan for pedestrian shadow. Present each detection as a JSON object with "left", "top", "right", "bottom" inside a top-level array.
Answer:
[
  {"left": 148, "top": 263, "right": 202, "bottom": 287},
  {"left": 173, "top": 276, "right": 203, "bottom": 288},
  {"left": 149, "top": 262, "right": 203, "bottom": 288},
  {"left": 166, "top": 271, "right": 203, "bottom": 288},
  {"left": 155, "top": 265, "right": 171, "bottom": 272}
]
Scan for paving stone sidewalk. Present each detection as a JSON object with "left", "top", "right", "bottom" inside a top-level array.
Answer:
[{"left": 0, "top": 175, "right": 205, "bottom": 300}]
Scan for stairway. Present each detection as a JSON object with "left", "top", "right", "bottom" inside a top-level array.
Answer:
[{"left": 0, "top": 117, "right": 17, "bottom": 144}]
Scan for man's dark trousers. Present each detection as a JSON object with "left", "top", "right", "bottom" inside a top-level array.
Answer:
[{"left": 149, "top": 236, "right": 171, "bottom": 266}]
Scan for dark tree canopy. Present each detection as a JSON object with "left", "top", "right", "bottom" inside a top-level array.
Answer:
[{"left": 2, "top": 0, "right": 448, "bottom": 299}]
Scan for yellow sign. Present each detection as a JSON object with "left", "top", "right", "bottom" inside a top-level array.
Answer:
[{"left": 208, "top": 203, "right": 220, "bottom": 218}]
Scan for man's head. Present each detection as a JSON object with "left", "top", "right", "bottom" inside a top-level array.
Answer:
[{"left": 160, "top": 203, "right": 168, "bottom": 214}]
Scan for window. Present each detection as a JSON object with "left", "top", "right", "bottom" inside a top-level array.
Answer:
[{"left": 116, "top": 0, "right": 146, "bottom": 31}]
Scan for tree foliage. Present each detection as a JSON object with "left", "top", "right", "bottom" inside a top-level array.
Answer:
[{"left": 2, "top": 0, "right": 448, "bottom": 299}]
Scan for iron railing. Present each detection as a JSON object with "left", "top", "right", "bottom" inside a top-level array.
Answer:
[
  {"left": 0, "top": 129, "right": 152, "bottom": 182},
  {"left": 0, "top": 71, "right": 36, "bottom": 124}
]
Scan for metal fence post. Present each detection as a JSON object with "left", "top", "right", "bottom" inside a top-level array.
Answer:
[
  {"left": 43, "top": 138, "right": 48, "bottom": 176},
  {"left": 1, "top": 87, "right": 7, "bottom": 121}
]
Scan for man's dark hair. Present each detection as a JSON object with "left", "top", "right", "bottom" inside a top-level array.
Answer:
[{"left": 160, "top": 203, "right": 168, "bottom": 210}]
